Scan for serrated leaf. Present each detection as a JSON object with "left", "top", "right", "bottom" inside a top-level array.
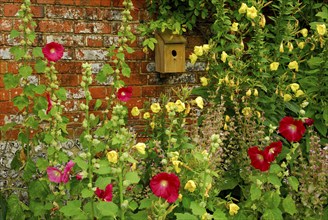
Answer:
[
  {"left": 10, "top": 30, "right": 20, "bottom": 38},
  {"left": 55, "top": 88, "right": 67, "bottom": 101},
  {"left": 33, "top": 85, "right": 46, "bottom": 94},
  {"left": 19, "top": 65, "right": 33, "bottom": 78},
  {"left": 23, "top": 159, "right": 36, "bottom": 181},
  {"left": 35, "top": 60, "right": 46, "bottom": 73},
  {"left": 139, "top": 198, "right": 152, "bottom": 209},
  {"left": 287, "top": 176, "right": 299, "bottom": 191},
  {"left": 7, "top": 195, "right": 26, "bottom": 220},
  {"left": 32, "top": 47, "right": 44, "bottom": 58},
  {"left": 250, "top": 184, "right": 261, "bottom": 201},
  {"left": 269, "top": 164, "right": 282, "bottom": 174},
  {"left": 28, "top": 180, "right": 50, "bottom": 200},
  {"left": 314, "top": 119, "right": 327, "bottom": 136},
  {"left": 175, "top": 213, "right": 198, "bottom": 220},
  {"left": 268, "top": 174, "right": 282, "bottom": 187},
  {"left": 95, "top": 176, "right": 112, "bottom": 189},
  {"left": 74, "top": 156, "right": 88, "bottom": 170},
  {"left": 27, "top": 33, "right": 36, "bottom": 42},
  {"left": 262, "top": 208, "right": 283, "bottom": 220},
  {"left": 282, "top": 195, "right": 297, "bottom": 215},
  {"left": 10, "top": 46, "right": 26, "bottom": 60},
  {"left": 125, "top": 171, "right": 140, "bottom": 184},
  {"left": 97, "top": 201, "right": 118, "bottom": 217},
  {"left": 94, "top": 99, "right": 102, "bottom": 110},
  {"left": 213, "top": 210, "right": 228, "bottom": 220},
  {"left": 81, "top": 188, "right": 94, "bottom": 198},
  {"left": 60, "top": 200, "right": 82, "bottom": 217},
  {"left": 190, "top": 201, "right": 207, "bottom": 216},
  {"left": 125, "top": 46, "right": 134, "bottom": 53},
  {"left": 122, "top": 66, "right": 131, "bottom": 77},
  {"left": 36, "top": 158, "right": 48, "bottom": 171},
  {"left": 4, "top": 73, "right": 20, "bottom": 89}
]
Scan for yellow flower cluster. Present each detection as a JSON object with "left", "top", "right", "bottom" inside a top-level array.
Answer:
[
  {"left": 283, "top": 83, "right": 305, "bottom": 102},
  {"left": 168, "top": 151, "right": 183, "bottom": 173},
  {"left": 189, "top": 44, "right": 210, "bottom": 65},
  {"left": 239, "top": 3, "right": 258, "bottom": 19}
]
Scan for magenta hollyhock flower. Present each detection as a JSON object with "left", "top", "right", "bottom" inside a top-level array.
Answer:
[
  {"left": 263, "top": 141, "right": 282, "bottom": 163},
  {"left": 95, "top": 184, "right": 113, "bottom": 202},
  {"left": 46, "top": 93, "right": 52, "bottom": 114},
  {"left": 248, "top": 146, "right": 270, "bottom": 172},
  {"left": 150, "top": 172, "right": 180, "bottom": 203},
  {"left": 47, "top": 160, "right": 75, "bottom": 183},
  {"left": 42, "top": 42, "right": 64, "bottom": 62},
  {"left": 47, "top": 167, "right": 63, "bottom": 183},
  {"left": 279, "top": 116, "right": 306, "bottom": 142},
  {"left": 117, "top": 86, "right": 132, "bottom": 102}
]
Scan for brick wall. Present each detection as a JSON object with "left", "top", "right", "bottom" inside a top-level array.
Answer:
[{"left": 0, "top": 0, "right": 206, "bottom": 140}]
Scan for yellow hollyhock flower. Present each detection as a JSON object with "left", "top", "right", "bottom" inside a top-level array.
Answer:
[
  {"left": 253, "top": 88, "right": 259, "bottom": 97},
  {"left": 300, "top": 28, "right": 308, "bottom": 37},
  {"left": 175, "top": 100, "right": 185, "bottom": 112},
  {"left": 289, "top": 83, "right": 300, "bottom": 93},
  {"left": 189, "top": 53, "right": 198, "bottom": 65},
  {"left": 194, "top": 46, "right": 204, "bottom": 56},
  {"left": 143, "top": 112, "right": 150, "bottom": 119},
  {"left": 295, "top": 89, "right": 305, "bottom": 97},
  {"left": 133, "top": 142, "right": 146, "bottom": 155},
  {"left": 200, "top": 77, "right": 208, "bottom": 86},
  {"left": 242, "top": 107, "right": 251, "bottom": 116},
  {"left": 131, "top": 106, "right": 140, "bottom": 117},
  {"left": 283, "top": 94, "right": 292, "bottom": 102},
  {"left": 165, "top": 102, "right": 176, "bottom": 112},
  {"left": 246, "top": 6, "right": 258, "bottom": 19},
  {"left": 259, "top": 14, "right": 266, "bottom": 28},
  {"left": 150, "top": 103, "right": 161, "bottom": 113},
  {"left": 172, "top": 160, "right": 182, "bottom": 173},
  {"left": 230, "top": 22, "right": 239, "bottom": 32},
  {"left": 298, "top": 42, "right": 305, "bottom": 49},
  {"left": 229, "top": 203, "right": 240, "bottom": 216},
  {"left": 202, "top": 44, "right": 210, "bottom": 53},
  {"left": 316, "top": 24, "right": 326, "bottom": 36},
  {"left": 246, "top": 89, "right": 252, "bottom": 97},
  {"left": 221, "top": 51, "right": 228, "bottom": 63},
  {"left": 195, "top": 96, "right": 204, "bottom": 109},
  {"left": 288, "top": 61, "right": 299, "bottom": 72},
  {"left": 270, "top": 62, "right": 279, "bottom": 71},
  {"left": 184, "top": 180, "right": 197, "bottom": 192},
  {"left": 107, "top": 150, "right": 118, "bottom": 164},
  {"left": 239, "top": 3, "right": 248, "bottom": 14}
]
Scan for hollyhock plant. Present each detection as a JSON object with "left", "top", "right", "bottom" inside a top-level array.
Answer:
[
  {"left": 263, "top": 141, "right": 282, "bottom": 163},
  {"left": 47, "top": 160, "right": 75, "bottom": 183},
  {"left": 248, "top": 146, "right": 270, "bottom": 171},
  {"left": 279, "top": 116, "right": 306, "bottom": 142},
  {"left": 42, "top": 42, "right": 64, "bottom": 62},
  {"left": 150, "top": 172, "right": 180, "bottom": 203},
  {"left": 95, "top": 184, "right": 113, "bottom": 202},
  {"left": 46, "top": 93, "right": 52, "bottom": 114},
  {"left": 117, "top": 86, "right": 132, "bottom": 102}
]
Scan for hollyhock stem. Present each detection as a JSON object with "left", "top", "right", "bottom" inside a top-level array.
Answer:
[{"left": 118, "top": 164, "right": 125, "bottom": 220}]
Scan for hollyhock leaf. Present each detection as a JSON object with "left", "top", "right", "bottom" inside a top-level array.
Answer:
[
  {"left": 10, "top": 46, "right": 26, "bottom": 60},
  {"left": 19, "top": 65, "right": 33, "bottom": 78},
  {"left": 314, "top": 119, "right": 327, "bottom": 136},
  {"left": 287, "top": 176, "right": 299, "bottom": 191},
  {"left": 7, "top": 195, "right": 26, "bottom": 220},
  {"left": 32, "top": 47, "right": 44, "bottom": 58},
  {"left": 190, "top": 201, "right": 207, "bottom": 216},
  {"left": 36, "top": 158, "right": 48, "bottom": 172},
  {"left": 282, "top": 195, "right": 297, "bottom": 216},
  {"left": 4, "top": 73, "right": 20, "bottom": 89},
  {"left": 250, "top": 184, "right": 261, "bottom": 201},
  {"left": 35, "top": 60, "right": 46, "bottom": 73},
  {"left": 27, "top": 32, "right": 36, "bottom": 42},
  {"left": 97, "top": 202, "right": 118, "bottom": 217},
  {"left": 55, "top": 88, "right": 67, "bottom": 101},
  {"left": 81, "top": 189, "right": 94, "bottom": 198},
  {"left": 263, "top": 191, "right": 281, "bottom": 208},
  {"left": 33, "top": 85, "right": 46, "bottom": 94},
  {"left": 175, "top": 213, "right": 198, "bottom": 220},
  {"left": 94, "top": 99, "right": 102, "bottom": 110},
  {"left": 262, "top": 208, "right": 283, "bottom": 220},
  {"left": 28, "top": 180, "right": 50, "bottom": 200},
  {"left": 95, "top": 176, "right": 112, "bottom": 189},
  {"left": 10, "top": 29, "right": 20, "bottom": 38},
  {"left": 213, "top": 210, "right": 228, "bottom": 220},
  {"left": 269, "top": 164, "right": 282, "bottom": 174},
  {"left": 268, "top": 174, "right": 282, "bottom": 187},
  {"left": 59, "top": 200, "right": 82, "bottom": 217},
  {"left": 125, "top": 171, "right": 140, "bottom": 184},
  {"left": 139, "top": 198, "right": 152, "bottom": 209},
  {"left": 122, "top": 63, "right": 131, "bottom": 77}
]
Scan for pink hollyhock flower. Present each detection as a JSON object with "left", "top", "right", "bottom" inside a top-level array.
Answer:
[
  {"left": 95, "top": 184, "right": 113, "bottom": 202},
  {"left": 263, "top": 141, "right": 282, "bottom": 163},
  {"left": 117, "top": 86, "right": 132, "bottom": 102},
  {"left": 248, "top": 146, "right": 270, "bottom": 172},
  {"left": 47, "top": 160, "right": 75, "bottom": 183},
  {"left": 150, "top": 172, "right": 180, "bottom": 203},
  {"left": 304, "top": 118, "right": 314, "bottom": 126},
  {"left": 46, "top": 93, "right": 52, "bottom": 114},
  {"left": 47, "top": 167, "right": 63, "bottom": 183},
  {"left": 279, "top": 116, "right": 306, "bottom": 142},
  {"left": 42, "top": 42, "right": 64, "bottom": 62}
]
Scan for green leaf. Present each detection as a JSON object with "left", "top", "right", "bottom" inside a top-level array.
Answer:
[
  {"left": 94, "top": 99, "right": 102, "bottom": 110},
  {"left": 6, "top": 195, "right": 25, "bottom": 220},
  {"left": 287, "top": 176, "right": 299, "bottom": 191},
  {"left": 117, "top": 52, "right": 125, "bottom": 60},
  {"left": 268, "top": 174, "right": 282, "bottom": 187},
  {"left": 250, "top": 184, "right": 261, "bottom": 201},
  {"left": 33, "top": 85, "right": 46, "bottom": 94},
  {"left": 262, "top": 208, "right": 283, "bottom": 220},
  {"left": 26, "top": 116, "right": 39, "bottom": 129},
  {"left": 36, "top": 158, "right": 48, "bottom": 171},
  {"left": 10, "top": 46, "right": 26, "bottom": 60},
  {"left": 263, "top": 191, "right": 281, "bottom": 208},
  {"left": 282, "top": 195, "right": 297, "bottom": 216},
  {"left": 307, "top": 57, "right": 324, "bottom": 69},
  {"left": 55, "top": 88, "right": 67, "bottom": 101},
  {"left": 22, "top": 159, "right": 37, "bottom": 181},
  {"left": 97, "top": 201, "right": 118, "bottom": 217},
  {"left": 190, "top": 201, "right": 206, "bottom": 216},
  {"left": 139, "top": 198, "right": 152, "bottom": 209},
  {"left": 81, "top": 188, "right": 94, "bottom": 198},
  {"left": 175, "top": 213, "right": 198, "bottom": 220},
  {"left": 19, "top": 65, "right": 33, "bottom": 78},
  {"left": 213, "top": 210, "right": 228, "bottom": 220},
  {"left": 27, "top": 32, "right": 36, "bottom": 42},
  {"left": 13, "top": 95, "right": 29, "bottom": 110},
  {"left": 32, "top": 47, "right": 44, "bottom": 58},
  {"left": 125, "top": 45, "right": 135, "bottom": 53},
  {"left": 35, "top": 60, "right": 46, "bottom": 73},
  {"left": 125, "top": 171, "right": 140, "bottom": 184},
  {"left": 28, "top": 180, "right": 50, "bottom": 200},
  {"left": 10, "top": 30, "right": 20, "bottom": 38},
  {"left": 269, "top": 164, "right": 282, "bottom": 174},
  {"left": 18, "top": 132, "right": 29, "bottom": 144},
  {"left": 60, "top": 200, "right": 82, "bottom": 217},
  {"left": 4, "top": 73, "right": 20, "bottom": 89},
  {"left": 122, "top": 66, "right": 131, "bottom": 77},
  {"left": 314, "top": 118, "right": 327, "bottom": 136},
  {"left": 95, "top": 176, "right": 112, "bottom": 189}
]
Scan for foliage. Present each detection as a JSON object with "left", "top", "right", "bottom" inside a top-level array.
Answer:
[{"left": 1, "top": 0, "right": 328, "bottom": 220}]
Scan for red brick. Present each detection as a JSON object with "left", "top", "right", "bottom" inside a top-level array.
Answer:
[
  {"left": 125, "top": 97, "right": 146, "bottom": 109},
  {"left": 7, "top": 62, "right": 19, "bottom": 74},
  {"left": 85, "top": 8, "right": 111, "bottom": 20},
  {"left": 37, "top": 0, "right": 55, "bottom": 3},
  {"left": 46, "top": 6, "right": 84, "bottom": 19},
  {"left": 9, "top": 88, "right": 23, "bottom": 99},
  {"left": 0, "top": 75, "right": 5, "bottom": 88},
  {"left": 55, "top": 62, "right": 83, "bottom": 74},
  {"left": 0, "top": 61, "right": 7, "bottom": 74},
  {"left": 4, "top": 5, "right": 44, "bottom": 18},
  {"left": 0, "top": 101, "right": 19, "bottom": 114},
  {"left": 0, "top": 19, "right": 12, "bottom": 31},
  {"left": 75, "top": 0, "right": 101, "bottom": 6},
  {"left": 125, "top": 50, "right": 146, "bottom": 60},
  {"left": 86, "top": 36, "right": 103, "bottom": 47},
  {"left": 58, "top": 74, "right": 80, "bottom": 87},
  {"left": 142, "top": 86, "right": 165, "bottom": 97},
  {"left": 74, "top": 21, "right": 111, "bottom": 34},
  {"left": 37, "top": 20, "right": 74, "bottom": 33},
  {"left": 0, "top": 89, "right": 10, "bottom": 101},
  {"left": 89, "top": 86, "right": 107, "bottom": 99}
]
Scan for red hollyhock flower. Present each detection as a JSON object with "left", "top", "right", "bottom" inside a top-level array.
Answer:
[
  {"left": 117, "top": 86, "right": 132, "bottom": 102},
  {"left": 46, "top": 93, "right": 52, "bottom": 114},
  {"left": 248, "top": 146, "right": 270, "bottom": 172},
  {"left": 95, "top": 184, "right": 113, "bottom": 202},
  {"left": 279, "top": 116, "right": 306, "bottom": 142},
  {"left": 150, "top": 172, "right": 180, "bottom": 203},
  {"left": 304, "top": 118, "right": 314, "bottom": 126},
  {"left": 42, "top": 42, "right": 64, "bottom": 62},
  {"left": 263, "top": 141, "right": 282, "bottom": 163}
]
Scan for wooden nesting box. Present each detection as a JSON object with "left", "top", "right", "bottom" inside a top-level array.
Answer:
[{"left": 155, "top": 31, "right": 186, "bottom": 73}]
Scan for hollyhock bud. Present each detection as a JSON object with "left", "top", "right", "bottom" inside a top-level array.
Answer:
[
  {"left": 107, "top": 150, "right": 118, "bottom": 164},
  {"left": 298, "top": 42, "right": 305, "bottom": 49},
  {"left": 304, "top": 118, "right": 314, "bottom": 126},
  {"left": 133, "top": 143, "right": 146, "bottom": 155}
]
